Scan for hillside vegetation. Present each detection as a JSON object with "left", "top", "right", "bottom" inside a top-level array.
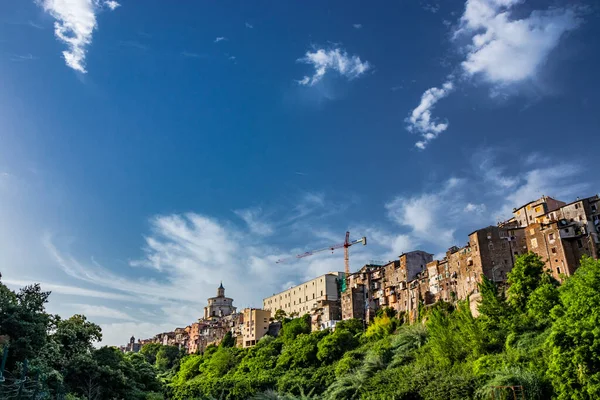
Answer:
[{"left": 2, "top": 253, "right": 600, "bottom": 399}]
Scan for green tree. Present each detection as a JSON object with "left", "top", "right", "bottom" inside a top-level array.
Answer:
[
  {"left": 507, "top": 253, "right": 546, "bottom": 309},
  {"left": 316, "top": 330, "right": 358, "bottom": 364},
  {"left": 0, "top": 283, "right": 52, "bottom": 372},
  {"left": 274, "top": 309, "right": 287, "bottom": 321},
  {"left": 141, "top": 343, "right": 162, "bottom": 365},
  {"left": 221, "top": 331, "right": 235, "bottom": 348},
  {"left": 280, "top": 315, "right": 311, "bottom": 343},
  {"left": 155, "top": 345, "right": 181, "bottom": 371},
  {"left": 546, "top": 256, "right": 600, "bottom": 399}
]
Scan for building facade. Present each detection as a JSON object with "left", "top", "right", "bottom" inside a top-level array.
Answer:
[
  {"left": 262, "top": 272, "right": 344, "bottom": 316},
  {"left": 242, "top": 308, "right": 271, "bottom": 348}
]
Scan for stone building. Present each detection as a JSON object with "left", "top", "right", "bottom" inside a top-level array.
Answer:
[
  {"left": 262, "top": 272, "right": 344, "bottom": 317},
  {"left": 204, "top": 282, "right": 236, "bottom": 319},
  {"left": 512, "top": 196, "right": 565, "bottom": 227},
  {"left": 523, "top": 195, "right": 600, "bottom": 281},
  {"left": 120, "top": 335, "right": 142, "bottom": 353},
  {"left": 310, "top": 299, "right": 342, "bottom": 331}
]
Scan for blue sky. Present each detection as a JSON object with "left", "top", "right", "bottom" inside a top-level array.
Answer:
[{"left": 1, "top": 0, "right": 599, "bottom": 345}]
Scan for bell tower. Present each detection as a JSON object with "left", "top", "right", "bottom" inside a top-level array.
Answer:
[{"left": 217, "top": 281, "right": 225, "bottom": 297}]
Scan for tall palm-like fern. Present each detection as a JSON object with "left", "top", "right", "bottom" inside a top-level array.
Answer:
[
  {"left": 475, "top": 366, "right": 547, "bottom": 400},
  {"left": 388, "top": 324, "right": 427, "bottom": 368},
  {"left": 322, "top": 352, "right": 385, "bottom": 400}
]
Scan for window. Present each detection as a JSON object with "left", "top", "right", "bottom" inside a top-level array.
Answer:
[
  {"left": 313, "top": 293, "right": 315, "bottom": 299},
  {"left": 592, "top": 204, "right": 597, "bottom": 212},
  {"left": 551, "top": 247, "right": 557, "bottom": 254},
  {"left": 529, "top": 215, "right": 533, "bottom": 221},
  {"left": 535, "top": 206, "right": 541, "bottom": 212},
  {"left": 563, "top": 228, "right": 569, "bottom": 234},
  {"left": 530, "top": 228, "right": 535, "bottom": 235},
  {"left": 557, "top": 267, "right": 561, "bottom": 274},
  {"left": 531, "top": 238, "right": 538, "bottom": 248},
  {"left": 305, "top": 296, "right": 308, "bottom": 301},
  {"left": 549, "top": 233, "right": 555, "bottom": 241},
  {"left": 575, "top": 204, "right": 579, "bottom": 210}
]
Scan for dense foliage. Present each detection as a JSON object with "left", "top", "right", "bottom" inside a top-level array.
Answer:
[
  {"left": 167, "top": 254, "right": 600, "bottom": 400},
  {"left": 0, "top": 280, "right": 165, "bottom": 399},
  {"left": 3, "top": 253, "right": 600, "bottom": 399}
]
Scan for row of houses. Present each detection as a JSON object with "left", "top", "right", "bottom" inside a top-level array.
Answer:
[
  {"left": 341, "top": 194, "right": 600, "bottom": 322},
  {"left": 123, "top": 194, "right": 599, "bottom": 351},
  {"left": 121, "top": 283, "right": 274, "bottom": 353}
]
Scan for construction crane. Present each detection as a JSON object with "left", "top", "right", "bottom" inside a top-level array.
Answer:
[{"left": 276, "top": 231, "right": 367, "bottom": 290}]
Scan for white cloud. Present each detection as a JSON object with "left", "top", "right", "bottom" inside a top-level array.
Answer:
[
  {"left": 234, "top": 207, "right": 274, "bottom": 236},
  {"left": 385, "top": 178, "right": 465, "bottom": 248},
  {"left": 296, "top": 48, "right": 371, "bottom": 86},
  {"left": 214, "top": 37, "right": 227, "bottom": 43},
  {"left": 406, "top": 81, "right": 453, "bottom": 149},
  {"left": 70, "top": 304, "right": 137, "bottom": 321},
  {"left": 104, "top": 0, "right": 120, "bottom": 10},
  {"left": 405, "top": 0, "right": 582, "bottom": 149},
  {"left": 464, "top": 203, "right": 486, "bottom": 213},
  {"left": 38, "top": 0, "right": 119, "bottom": 73},
  {"left": 245, "top": 22, "right": 253, "bottom": 29},
  {"left": 353, "top": 24, "right": 362, "bottom": 29},
  {"left": 459, "top": 0, "right": 580, "bottom": 84}
]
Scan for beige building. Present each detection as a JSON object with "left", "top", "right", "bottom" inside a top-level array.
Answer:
[
  {"left": 242, "top": 308, "right": 271, "bottom": 348},
  {"left": 263, "top": 272, "right": 345, "bottom": 316}
]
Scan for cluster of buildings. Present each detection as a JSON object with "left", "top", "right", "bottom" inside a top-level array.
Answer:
[
  {"left": 121, "top": 283, "right": 273, "bottom": 354},
  {"left": 121, "top": 194, "right": 600, "bottom": 352}
]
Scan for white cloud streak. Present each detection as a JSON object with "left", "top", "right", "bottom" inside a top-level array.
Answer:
[
  {"left": 353, "top": 24, "right": 362, "bottom": 29},
  {"left": 406, "top": 81, "right": 454, "bottom": 150},
  {"left": 37, "top": 0, "right": 119, "bottom": 73},
  {"left": 214, "top": 37, "right": 227, "bottom": 43},
  {"left": 297, "top": 48, "right": 371, "bottom": 86},
  {"left": 234, "top": 207, "right": 274, "bottom": 236},
  {"left": 245, "top": 22, "right": 253, "bottom": 29}
]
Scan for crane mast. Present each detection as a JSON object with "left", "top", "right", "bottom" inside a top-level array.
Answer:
[{"left": 276, "top": 231, "right": 367, "bottom": 291}]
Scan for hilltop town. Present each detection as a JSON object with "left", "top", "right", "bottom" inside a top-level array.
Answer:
[{"left": 121, "top": 193, "right": 600, "bottom": 354}]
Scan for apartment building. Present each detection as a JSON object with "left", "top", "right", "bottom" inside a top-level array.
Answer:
[
  {"left": 512, "top": 195, "right": 565, "bottom": 227},
  {"left": 242, "top": 308, "right": 271, "bottom": 348},
  {"left": 263, "top": 272, "right": 345, "bottom": 316},
  {"left": 523, "top": 195, "right": 600, "bottom": 281}
]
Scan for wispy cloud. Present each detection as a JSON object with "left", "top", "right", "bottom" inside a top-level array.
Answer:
[
  {"left": 353, "top": 23, "right": 362, "bottom": 29},
  {"left": 9, "top": 53, "right": 38, "bottom": 62},
  {"left": 181, "top": 51, "right": 207, "bottom": 59},
  {"left": 104, "top": 1, "right": 120, "bottom": 11},
  {"left": 234, "top": 207, "right": 274, "bottom": 236},
  {"left": 296, "top": 47, "right": 371, "bottom": 86},
  {"left": 70, "top": 304, "right": 137, "bottom": 321},
  {"left": 405, "top": 0, "right": 583, "bottom": 149},
  {"left": 245, "top": 22, "right": 253, "bottom": 29},
  {"left": 118, "top": 40, "right": 148, "bottom": 51},
  {"left": 37, "top": 0, "right": 120, "bottom": 73},
  {"left": 214, "top": 36, "right": 227, "bottom": 43},
  {"left": 406, "top": 81, "right": 453, "bottom": 150},
  {"left": 28, "top": 20, "right": 44, "bottom": 29}
]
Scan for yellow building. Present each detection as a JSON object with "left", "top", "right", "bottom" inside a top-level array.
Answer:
[
  {"left": 262, "top": 272, "right": 344, "bottom": 316},
  {"left": 242, "top": 308, "right": 271, "bottom": 348}
]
